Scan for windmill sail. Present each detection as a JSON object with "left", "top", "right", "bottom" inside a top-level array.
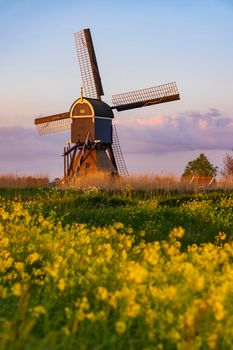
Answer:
[
  {"left": 35, "top": 112, "right": 71, "bottom": 135},
  {"left": 111, "top": 82, "right": 180, "bottom": 112},
  {"left": 74, "top": 29, "right": 104, "bottom": 100},
  {"left": 112, "top": 125, "right": 129, "bottom": 179}
]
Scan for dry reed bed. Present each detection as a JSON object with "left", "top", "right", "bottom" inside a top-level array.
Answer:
[
  {"left": 0, "top": 174, "right": 49, "bottom": 188},
  {"left": 61, "top": 173, "right": 180, "bottom": 191},
  {"left": 62, "top": 173, "right": 233, "bottom": 192},
  {"left": 2, "top": 172, "right": 233, "bottom": 192}
]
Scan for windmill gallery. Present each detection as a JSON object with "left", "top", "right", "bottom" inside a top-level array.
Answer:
[{"left": 35, "top": 29, "right": 180, "bottom": 185}]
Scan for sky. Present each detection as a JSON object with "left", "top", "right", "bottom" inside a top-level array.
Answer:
[{"left": 0, "top": 0, "right": 233, "bottom": 178}]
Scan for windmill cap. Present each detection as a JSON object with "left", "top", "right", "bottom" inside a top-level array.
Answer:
[{"left": 70, "top": 97, "right": 114, "bottom": 119}]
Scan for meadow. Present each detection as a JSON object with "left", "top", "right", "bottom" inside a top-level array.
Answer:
[{"left": 1, "top": 186, "right": 233, "bottom": 349}]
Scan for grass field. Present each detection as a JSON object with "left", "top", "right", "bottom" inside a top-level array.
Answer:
[{"left": 1, "top": 187, "right": 233, "bottom": 349}]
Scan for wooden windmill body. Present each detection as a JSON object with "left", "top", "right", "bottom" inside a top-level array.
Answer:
[{"left": 35, "top": 29, "right": 180, "bottom": 185}]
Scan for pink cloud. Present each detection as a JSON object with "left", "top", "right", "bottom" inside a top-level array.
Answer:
[
  {"left": 0, "top": 109, "right": 232, "bottom": 177},
  {"left": 116, "top": 115, "right": 169, "bottom": 127},
  {"left": 115, "top": 109, "right": 233, "bottom": 154}
]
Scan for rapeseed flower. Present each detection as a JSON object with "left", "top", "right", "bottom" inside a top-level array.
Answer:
[
  {"left": 27, "top": 252, "right": 41, "bottom": 265},
  {"left": 33, "top": 305, "right": 46, "bottom": 317},
  {"left": 11, "top": 283, "right": 22, "bottom": 297},
  {"left": 1, "top": 198, "right": 233, "bottom": 349},
  {"left": 115, "top": 321, "right": 126, "bottom": 334},
  {"left": 57, "top": 278, "right": 66, "bottom": 292}
]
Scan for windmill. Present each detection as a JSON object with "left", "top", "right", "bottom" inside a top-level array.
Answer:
[{"left": 35, "top": 28, "right": 180, "bottom": 185}]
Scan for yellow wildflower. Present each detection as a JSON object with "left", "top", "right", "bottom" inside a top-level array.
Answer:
[
  {"left": 86, "top": 312, "right": 95, "bottom": 321},
  {"left": 213, "top": 300, "right": 225, "bottom": 321},
  {"left": 0, "top": 237, "right": 9, "bottom": 247},
  {"left": 115, "top": 321, "right": 126, "bottom": 334},
  {"left": 208, "top": 333, "right": 218, "bottom": 349},
  {"left": 11, "top": 283, "right": 22, "bottom": 297},
  {"left": 215, "top": 232, "right": 226, "bottom": 241},
  {"left": 97, "top": 286, "right": 109, "bottom": 301},
  {"left": 33, "top": 305, "right": 46, "bottom": 317},
  {"left": 121, "top": 250, "right": 127, "bottom": 260},
  {"left": 169, "top": 226, "right": 185, "bottom": 239},
  {"left": 127, "top": 263, "right": 148, "bottom": 284},
  {"left": 114, "top": 222, "right": 124, "bottom": 229},
  {"left": 57, "top": 278, "right": 66, "bottom": 292},
  {"left": 126, "top": 302, "right": 140, "bottom": 318},
  {"left": 1, "top": 210, "right": 9, "bottom": 220},
  {"left": 27, "top": 252, "right": 40, "bottom": 265},
  {"left": 15, "top": 262, "right": 25, "bottom": 272}
]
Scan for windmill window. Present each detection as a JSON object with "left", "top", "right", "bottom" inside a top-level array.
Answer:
[{"left": 86, "top": 162, "right": 90, "bottom": 168}]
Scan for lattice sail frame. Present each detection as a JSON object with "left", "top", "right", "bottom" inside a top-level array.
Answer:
[
  {"left": 35, "top": 116, "right": 71, "bottom": 135},
  {"left": 112, "top": 82, "right": 179, "bottom": 107},
  {"left": 74, "top": 29, "right": 104, "bottom": 100}
]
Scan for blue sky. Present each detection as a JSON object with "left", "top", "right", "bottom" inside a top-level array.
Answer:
[{"left": 0, "top": 0, "right": 233, "bottom": 177}]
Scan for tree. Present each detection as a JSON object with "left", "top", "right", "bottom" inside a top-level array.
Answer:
[
  {"left": 182, "top": 153, "right": 218, "bottom": 178},
  {"left": 221, "top": 151, "right": 233, "bottom": 177}
]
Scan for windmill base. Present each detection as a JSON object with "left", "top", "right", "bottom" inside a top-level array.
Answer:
[{"left": 63, "top": 142, "right": 118, "bottom": 187}]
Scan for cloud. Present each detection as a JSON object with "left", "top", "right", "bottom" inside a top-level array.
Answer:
[
  {"left": 0, "top": 109, "right": 232, "bottom": 177},
  {"left": 0, "top": 126, "right": 69, "bottom": 177},
  {"left": 115, "top": 109, "right": 233, "bottom": 154}
]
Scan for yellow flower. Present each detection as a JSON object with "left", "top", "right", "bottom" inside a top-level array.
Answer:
[
  {"left": 188, "top": 244, "right": 198, "bottom": 253},
  {"left": 213, "top": 300, "right": 225, "bottom": 321},
  {"left": 195, "top": 274, "right": 205, "bottom": 291},
  {"left": 45, "top": 262, "right": 60, "bottom": 278},
  {"left": 121, "top": 250, "right": 127, "bottom": 260},
  {"left": 33, "top": 305, "right": 46, "bottom": 317},
  {"left": 4, "top": 257, "right": 14, "bottom": 269},
  {"left": 114, "top": 222, "right": 124, "bottom": 229},
  {"left": 0, "top": 237, "right": 9, "bottom": 247},
  {"left": 27, "top": 252, "right": 40, "bottom": 265},
  {"left": 57, "top": 278, "right": 66, "bottom": 292},
  {"left": 208, "top": 333, "right": 218, "bottom": 349},
  {"left": 15, "top": 262, "right": 25, "bottom": 272},
  {"left": 97, "top": 286, "right": 109, "bottom": 301},
  {"left": 1, "top": 209, "right": 9, "bottom": 220},
  {"left": 86, "top": 312, "right": 95, "bottom": 321},
  {"left": 126, "top": 302, "right": 140, "bottom": 318},
  {"left": 11, "top": 283, "right": 22, "bottom": 297},
  {"left": 215, "top": 232, "right": 226, "bottom": 241},
  {"left": 143, "top": 245, "right": 159, "bottom": 266},
  {"left": 169, "top": 226, "right": 185, "bottom": 239},
  {"left": 166, "top": 310, "right": 174, "bottom": 325},
  {"left": 127, "top": 263, "right": 148, "bottom": 284},
  {"left": 115, "top": 321, "right": 126, "bottom": 334}
]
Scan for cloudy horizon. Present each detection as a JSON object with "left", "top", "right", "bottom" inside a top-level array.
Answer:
[{"left": 0, "top": 108, "right": 232, "bottom": 179}]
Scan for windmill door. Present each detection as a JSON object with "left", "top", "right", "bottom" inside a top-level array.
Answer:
[{"left": 71, "top": 117, "right": 94, "bottom": 143}]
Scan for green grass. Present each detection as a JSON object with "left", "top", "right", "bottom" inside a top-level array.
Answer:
[
  {"left": 1, "top": 187, "right": 233, "bottom": 349},
  {"left": 1, "top": 187, "right": 233, "bottom": 247}
]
